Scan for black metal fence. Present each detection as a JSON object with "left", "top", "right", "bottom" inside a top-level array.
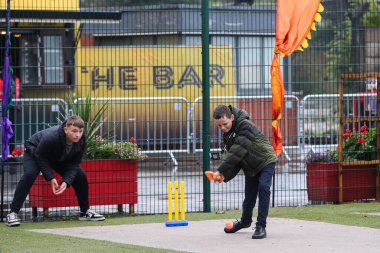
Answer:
[{"left": 0, "top": 0, "right": 379, "bottom": 221}]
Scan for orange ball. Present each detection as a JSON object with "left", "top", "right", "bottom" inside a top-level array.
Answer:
[{"left": 225, "top": 221, "right": 234, "bottom": 229}]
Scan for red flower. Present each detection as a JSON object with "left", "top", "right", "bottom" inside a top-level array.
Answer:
[
  {"left": 360, "top": 125, "right": 367, "bottom": 132},
  {"left": 357, "top": 137, "right": 365, "bottom": 144},
  {"left": 344, "top": 128, "right": 351, "bottom": 134},
  {"left": 343, "top": 133, "right": 349, "bottom": 139},
  {"left": 11, "top": 148, "right": 24, "bottom": 157},
  {"left": 114, "top": 148, "right": 119, "bottom": 153},
  {"left": 129, "top": 137, "right": 137, "bottom": 143}
]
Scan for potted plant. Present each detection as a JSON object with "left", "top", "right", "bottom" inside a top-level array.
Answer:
[
  {"left": 79, "top": 136, "right": 146, "bottom": 213},
  {"left": 5, "top": 148, "right": 24, "bottom": 175},
  {"left": 306, "top": 125, "right": 377, "bottom": 202},
  {"left": 305, "top": 150, "right": 339, "bottom": 202},
  {"left": 338, "top": 125, "right": 376, "bottom": 161},
  {"left": 84, "top": 136, "right": 145, "bottom": 160}
]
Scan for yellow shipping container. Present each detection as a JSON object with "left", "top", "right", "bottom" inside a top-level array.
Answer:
[{"left": 0, "top": 0, "right": 79, "bottom": 11}]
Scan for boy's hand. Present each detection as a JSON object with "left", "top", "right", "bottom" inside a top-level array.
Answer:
[
  {"left": 205, "top": 171, "right": 224, "bottom": 183},
  {"left": 213, "top": 171, "right": 224, "bottom": 182},
  {"left": 55, "top": 182, "right": 67, "bottom": 195},
  {"left": 50, "top": 179, "right": 67, "bottom": 195},
  {"left": 50, "top": 178, "right": 59, "bottom": 194}
]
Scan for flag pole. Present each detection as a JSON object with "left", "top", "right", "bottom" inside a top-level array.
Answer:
[
  {"left": 1, "top": 0, "right": 13, "bottom": 222},
  {"left": 1, "top": 162, "right": 4, "bottom": 221}
]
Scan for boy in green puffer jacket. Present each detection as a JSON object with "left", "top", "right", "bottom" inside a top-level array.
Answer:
[{"left": 213, "top": 105, "right": 277, "bottom": 239}]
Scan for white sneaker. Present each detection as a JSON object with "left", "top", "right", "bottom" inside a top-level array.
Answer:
[
  {"left": 79, "top": 209, "right": 105, "bottom": 221},
  {"left": 6, "top": 212, "right": 21, "bottom": 227}
]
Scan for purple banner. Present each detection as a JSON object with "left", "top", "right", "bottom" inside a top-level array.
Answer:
[{"left": 1, "top": 0, "right": 14, "bottom": 161}]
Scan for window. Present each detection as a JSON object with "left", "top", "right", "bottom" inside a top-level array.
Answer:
[
  {"left": 19, "top": 35, "right": 39, "bottom": 85},
  {"left": 43, "top": 36, "right": 64, "bottom": 84},
  {"left": 239, "top": 37, "right": 262, "bottom": 92},
  {"left": 238, "top": 36, "right": 282, "bottom": 95},
  {"left": 17, "top": 27, "right": 74, "bottom": 86}
]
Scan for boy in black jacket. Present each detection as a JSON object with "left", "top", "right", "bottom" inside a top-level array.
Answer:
[
  {"left": 213, "top": 105, "right": 277, "bottom": 239},
  {"left": 6, "top": 115, "right": 105, "bottom": 227}
]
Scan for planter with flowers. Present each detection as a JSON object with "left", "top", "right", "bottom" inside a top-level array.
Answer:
[
  {"left": 81, "top": 136, "right": 146, "bottom": 212},
  {"left": 4, "top": 148, "right": 24, "bottom": 175},
  {"left": 306, "top": 125, "right": 378, "bottom": 202},
  {"left": 339, "top": 125, "right": 376, "bottom": 161},
  {"left": 305, "top": 151, "right": 339, "bottom": 202}
]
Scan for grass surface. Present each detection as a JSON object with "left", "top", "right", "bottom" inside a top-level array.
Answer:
[
  {"left": 1, "top": 203, "right": 379, "bottom": 253},
  {"left": 271, "top": 202, "right": 380, "bottom": 229}
]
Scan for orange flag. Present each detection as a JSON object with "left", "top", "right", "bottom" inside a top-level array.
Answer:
[
  {"left": 271, "top": 0, "right": 323, "bottom": 157},
  {"left": 271, "top": 54, "right": 284, "bottom": 157}
]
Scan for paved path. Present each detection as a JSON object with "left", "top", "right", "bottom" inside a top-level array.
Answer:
[{"left": 31, "top": 218, "right": 380, "bottom": 253}]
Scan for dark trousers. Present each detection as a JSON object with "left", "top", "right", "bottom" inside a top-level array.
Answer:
[
  {"left": 241, "top": 162, "right": 276, "bottom": 227},
  {"left": 10, "top": 153, "right": 89, "bottom": 213}
]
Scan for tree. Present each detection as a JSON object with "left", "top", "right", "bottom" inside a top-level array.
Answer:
[{"left": 291, "top": 0, "right": 374, "bottom": 95}]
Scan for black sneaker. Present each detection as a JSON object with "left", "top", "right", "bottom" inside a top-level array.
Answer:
[
  {"left": 79, "top": 209, "right": 105, "bottom": 221},
  {"left": 6, "top": 212, "right": 21, "bottom": 227},
  {"left": 224, "top": 220, "right": 251, "bottom": 233},
  {"left": 252, "top": 226, "right": 266, "bottom": 239}
]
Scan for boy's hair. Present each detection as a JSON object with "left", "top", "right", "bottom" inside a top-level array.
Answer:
[
  {"left": 66, "top": 115, "right": 85, "bottom": 129},
  {"left": 213, "top": 105, "right": 232, "bottom": 119}
]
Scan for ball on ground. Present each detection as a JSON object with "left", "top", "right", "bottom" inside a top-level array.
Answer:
[{"left": 225, "top": 220, "right": 234, "bottom": 229}]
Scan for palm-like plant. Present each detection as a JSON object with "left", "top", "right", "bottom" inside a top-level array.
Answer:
[
  {"left": 68, "top": 95, "right": 108, "bottom": 143},
  {"left": 61, "top": 94, "right": 108, "bottom": 157},
  {"left": 62, "top": 94, "right": 146, "bottom": 160}
]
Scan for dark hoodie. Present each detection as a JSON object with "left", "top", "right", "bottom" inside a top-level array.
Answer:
[
  {"left": 24, "top": 120, "right": 87, "bottom": 185},
  {"left": 217, "top": 105, "right": 277, "bottom": 182}
]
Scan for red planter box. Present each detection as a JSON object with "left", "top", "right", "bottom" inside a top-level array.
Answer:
[
  {"left": 29, "top": 160, "right": 138, "bottom": 210},
  {"left": 306, "top": 162, "right": 377, "bottom": 202}
]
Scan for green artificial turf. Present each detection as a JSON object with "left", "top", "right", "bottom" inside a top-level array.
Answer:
[{"left": 269, "top": 202, "right": 380, "bottom": 229}]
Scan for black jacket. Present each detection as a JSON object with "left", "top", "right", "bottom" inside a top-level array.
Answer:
[
  {"left": 24, "top": 121, "right": 86, "bottom": 185},
  {"left": 217, "top": 106, "right": 277, "bottom": 182}
]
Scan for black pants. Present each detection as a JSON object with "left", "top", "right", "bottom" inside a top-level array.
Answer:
[
  {"left": 240, "top": 162, "right": 276, "bottom": 227},
  {"left": 10, "top": 153, "right": 89, "bottom": 213}
]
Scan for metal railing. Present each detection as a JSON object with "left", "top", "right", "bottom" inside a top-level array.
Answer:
[
  {"left": 191, "top": 95, "right": 300, "bottom": 155},
  {"left": 3, "top": 93, "right": 376, "bottom": 159},
  {"left": 74, "top": 96, "right": 192, "bottom": 153},
  {"left": 0, "top": 98, "right": 68, "bottom": 153},
  {"left": 300, "top": 93, "right": 377, "bottom": 150},
  {"left": 1, "top": 93, "right": 377, "bottom": 220}
]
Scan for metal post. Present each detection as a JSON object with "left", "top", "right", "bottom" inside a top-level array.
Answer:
[
  {"left": 201, "top": 0, "right": 211, "bottom": 212},
  {"left": 376, "top": 76, "right": 380, "bottom": 200},
  {"left": 1, "top": 162, "right": 4, "bottom": 221},
  {"left": 272, "top": 173, "right": 275, "bottom": 208},
  {"left": 338, "top": 75, "right": 344, "bottom": 203}
]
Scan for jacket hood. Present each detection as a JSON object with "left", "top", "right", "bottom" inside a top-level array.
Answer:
[
  {"left": 58, "top": 120, "right": 67, "bottom": 142},
  {"left": 229, "top": 105, "right": 250, "bottom": 129}
]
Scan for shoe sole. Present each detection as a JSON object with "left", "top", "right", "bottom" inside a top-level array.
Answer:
[
  {"left": 7, "top": 222, "right": 20, "bottom": 227},
  {"left": 252, "top": 234, "right": 267, "bottom": 239},
  {"left": 79, "top": 217, "right": 106, "bottom": 221},
  {"left": 224, "top": 224, "right": 251, "bottom": 233}
]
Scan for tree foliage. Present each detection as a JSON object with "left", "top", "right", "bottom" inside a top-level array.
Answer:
[
  {"left": 291, "top": 0, "right": 376, "bottom": 95},
  {"left": 363, "top": 1, "right": 380, "bottom": 27}
]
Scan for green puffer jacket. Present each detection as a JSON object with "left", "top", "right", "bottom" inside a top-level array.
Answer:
[{"left": 217, "top": 106, "right": 277, "bottom": 182}]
